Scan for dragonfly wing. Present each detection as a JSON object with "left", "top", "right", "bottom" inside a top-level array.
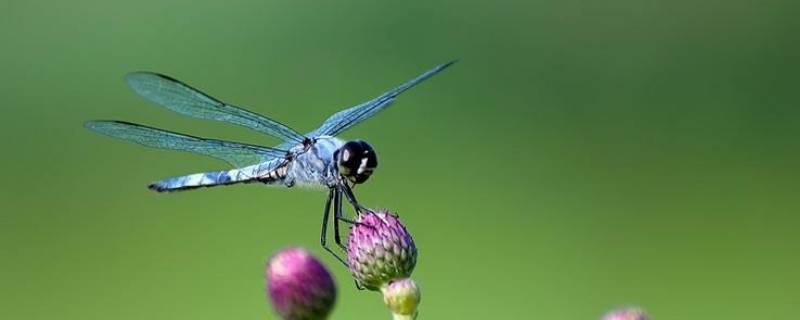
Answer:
[
  {"left": 308, "top": 60, "right": 456, "bottom": 138},
  {"left": 125, "top": 72, "right": 306, "bottom": 144},
  {"left": 85, "top": 120, "right": 287, "bottom": 168}
]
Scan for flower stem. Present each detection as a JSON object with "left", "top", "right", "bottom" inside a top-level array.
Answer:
[{"left": 391, "top": 311, "right": 418, "bottom": 320}]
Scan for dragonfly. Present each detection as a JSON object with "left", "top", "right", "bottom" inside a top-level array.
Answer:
[{"left": 85, "top": 61, "right": 456, "bottom": 264}]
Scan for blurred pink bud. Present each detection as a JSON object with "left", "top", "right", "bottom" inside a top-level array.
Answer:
[
  {"left": 266, "top": 247, "right": 336, "bottom": 320},
  {"left": 603, "top": 307, "right": 649, "bottom": 320}
]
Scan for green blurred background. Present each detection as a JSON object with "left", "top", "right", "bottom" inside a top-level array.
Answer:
[{"left": 1, "top": 0, "right": 798, "bottom": 319}]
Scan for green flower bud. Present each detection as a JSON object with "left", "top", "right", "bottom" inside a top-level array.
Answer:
[{"left": 382, "top": 278, "right": 421, "bottom": 319}]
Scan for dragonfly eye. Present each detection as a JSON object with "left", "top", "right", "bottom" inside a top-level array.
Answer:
[{"left": 335, "top": 140, "right": 378, "bottom": 184}]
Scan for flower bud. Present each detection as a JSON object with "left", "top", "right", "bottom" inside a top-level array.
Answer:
[
  {"left": 266, "top": 247, "right": 336, "bottom": 320},
  {"left": 382, "top": 278, "right": 421, "bottom": 318},
  {"left": 347, "top": 210, "right": 417, "bottom": 291},
  {"left": 602, "top": 307, "right": 649, "bottom": 320}
]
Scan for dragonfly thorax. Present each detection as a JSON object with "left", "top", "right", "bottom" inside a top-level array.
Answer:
[{"left": 334, "top": 140, "right": 378, "bottom": 184}]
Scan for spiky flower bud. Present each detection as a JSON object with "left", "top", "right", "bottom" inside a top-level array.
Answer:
[
  {"left": 347, "top": 210, "right": 417, "bottom": 291},
  {"left": 382, "top": 278, "right": 421, "bottom": 319},
  {"left": 602, "top": 307, "right": 650, "bottom": 320},
  {"left": 266, "top": 247, "right": 336, "bottom": 320}
]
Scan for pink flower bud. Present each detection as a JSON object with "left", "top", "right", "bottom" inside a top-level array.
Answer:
[{"left": 347, "top": 210, "right": 417, "bottom": 291}]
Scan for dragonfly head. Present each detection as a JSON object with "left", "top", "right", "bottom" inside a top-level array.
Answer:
[{"left": 334, "top": 140, "right": 378, "bottom": 184}]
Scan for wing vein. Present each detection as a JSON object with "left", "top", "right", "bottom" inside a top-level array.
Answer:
[
  {"left": 309, "top": 60, "right": 456, "bottom": 137},
  {"left": 125, "top": 72, "right": 306, "bottom": 144},
  {"left": 84, "top": 120, "right": 286, "bottom": 167}
]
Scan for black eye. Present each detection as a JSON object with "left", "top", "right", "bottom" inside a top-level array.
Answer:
[
  {"left": 339, "top": 141, "right": 365, "bottom": 169},
  {"left": 337, "top": 140, "right": 378, "bottom": 183}
]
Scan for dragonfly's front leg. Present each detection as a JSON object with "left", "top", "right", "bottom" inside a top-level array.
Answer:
[
  {"left": 336, "top": 189, "right": 369, "bottom": 291},
  {"left": 340, "top": 182, "right": 368, "bottom": 214}
]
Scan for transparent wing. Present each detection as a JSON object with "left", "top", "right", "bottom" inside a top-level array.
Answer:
[
  {"left": 85, "top": 120, "right": 287, "bottom": 167},
  {"left": 125, "top": 72, "right": 306, "bottom": 144},
  {"left": 308, "top": 60, "right": 456, "bottom": 138}
]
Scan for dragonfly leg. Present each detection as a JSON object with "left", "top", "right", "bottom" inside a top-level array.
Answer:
[
  {"left": 354, "top": 279, "right": 366, "bottom": 291},
  {"left": 335, "top": 185, "right": 375, "bottom": 235},
  {"left": 341, "top": 182, "right": 368, "bottom": 214},
  {"left": 333, "top": 188, "right": 348, "bottom": 252},
  {"left": 334, "top": 186, "right": 364, "bottom": 225},
  {"left": 321, "top": 188, "right": 348, "bottom": 267}
]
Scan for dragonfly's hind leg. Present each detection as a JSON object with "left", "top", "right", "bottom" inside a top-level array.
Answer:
[
  {"left": 332, "top": 189, "right": 349, "bottom": 252},
  {"left": 321, "top": 188, "right": 348, "bottom": 267}
]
